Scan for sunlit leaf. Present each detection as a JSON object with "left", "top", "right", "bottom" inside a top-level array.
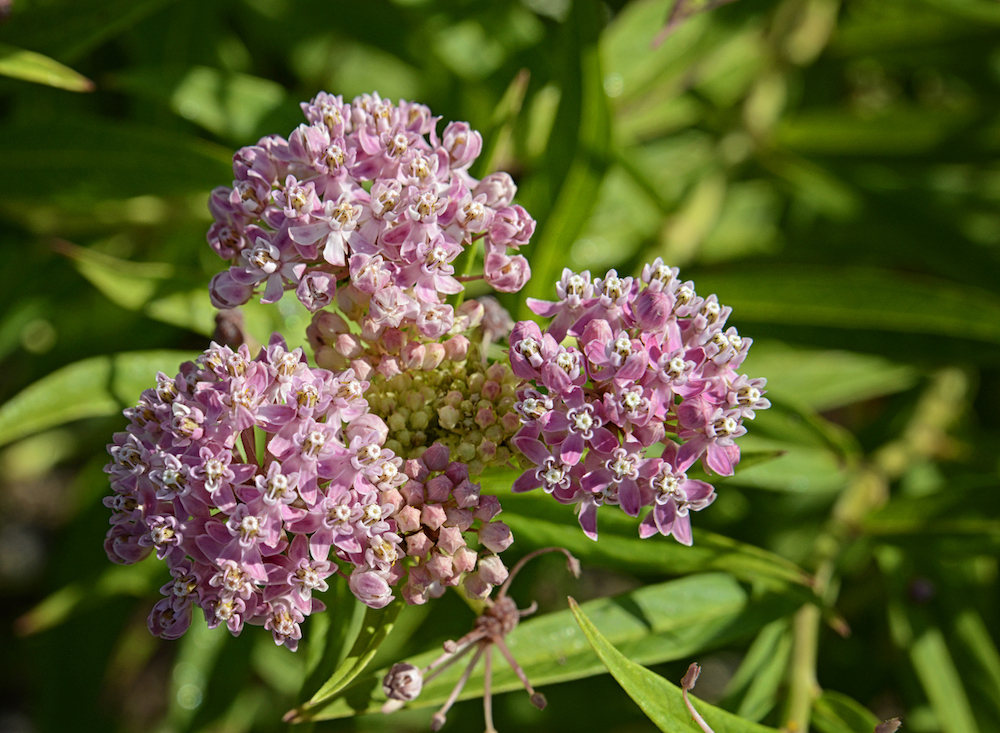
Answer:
[
  {"left": 569, "top": 597, "right": 779, "bottom": 733},
  {"left": 720, "top": 619, "right": 792, "bottom": 722},
  {"left": 812, "top": 690, "right": 882, "bottom": 733},
  {"left": 741, "top": 339, "right": 919, "bottom": 412},
  {"left": 0, "top": 43, "right": 93, "bottom": 91},
  {"left": 482, "top": 473, "right": 814, "bottom": 590}
]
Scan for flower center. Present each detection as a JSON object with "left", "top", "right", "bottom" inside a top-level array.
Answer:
[{"left": 303, "top": 429, "right": 326, "bottom": 457}]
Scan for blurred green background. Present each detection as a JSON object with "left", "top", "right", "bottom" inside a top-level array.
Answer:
[{"left": 2, "top": 0, "right": 1000, "bottom": 732}]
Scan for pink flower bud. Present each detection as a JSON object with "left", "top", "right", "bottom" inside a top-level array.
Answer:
[
  {"left": 474, "top": 495, "right": 502, "bottom": 522},
  {"left": 424, "top": 475, "right": 453, "bottom": 503},
  {"left": 633, "top": 288, "right": 672, "bottom": 332},
  {"left": 444, "top": 507, "right": 474, "bottom": 532},
  {"left": 209, "top": 271, "right": 254, "bottom": 309},
  {"left": 477, "top": 554, "right": 509, "bottom": 585},
  {"left": 382, "top": 328, "right": 407, "bottom": 354},
  {"left": 442, "top": 121, "right": 483, "bottom": 170},
  {"left": 451, "top": 479, "right": 480, "bottom": 509},
  {"left": 422, "top": 343, "right": 446, "bottom": 370},
  {"left": 349, "top": 570, "right": 393, "bottom": 609},
  {"left": 421, "top": 504, "right": 447, "bottom": 530},
  {"left": 484, "top": 251, "right": 530, "bottom": 293},
  {"left": 426, "top": 552, "right": 455, "bottom": 581},
  {"left": 478, "top": 521, "right": 513, "bottom": 553},
  {"left": 401, "top": 342, "right": 426, "bottom": 370},
  {"left": 437, "top": 525, "right": 466, "bottom": 555},
  {"left": 396, "top": 505, "right": 422, "bottom": 533},
  {"left": 406, "top": 531, "right": 433, "bottom": 557},
  {"left": 463, "top": 572, "right": 492, "bottom": 600},
  {"left": 345, "top": 414, "right": 389, "bottom": 445},
  {"left": 422, "top": 443, "right": 451, "bottom": 472},
  {"left": 473, "top": 172, "right": 517, "bottom": 208},
  {"left": 453, "top": 546, "right": 478, "bottom": 574},
  {"left": 443, "top": 335, "right": 470, "bottom": 360}
]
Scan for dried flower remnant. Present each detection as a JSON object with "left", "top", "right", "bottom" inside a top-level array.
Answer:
[
  {"left": 510, "top": 260, "right": 769, "bottom": 543},
  {"left": 382, "top": 547, "right": 581, "bottom": 733},
  {"left": 680, "top": 663, "right": 715, "bottom": 733}
]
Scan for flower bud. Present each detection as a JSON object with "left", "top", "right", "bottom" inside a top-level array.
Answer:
[
  {"left": 437, "top": 525, "right": 466, "bottom": 555},
  {"left": 209, "top": 271, "right": 254, "bottom": 309},
  {"left": 478, "top": 521, "right": 513, "bottom": 553},
  {"left": 473, "top": 172, "right": 517, "bottom": 208},
  {"left": 463, "top": 571, "right": 492, "bottom": 600},
  {"left": 477, "top": 554, "right": 509, "bottom": 585},
  {"left": 349, "top": 570, "right": 393, "bottom": 609}
]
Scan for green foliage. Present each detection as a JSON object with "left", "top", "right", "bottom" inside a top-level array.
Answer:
[{"left": 2, "top": 0, "right": 1000, "bottom": 732}]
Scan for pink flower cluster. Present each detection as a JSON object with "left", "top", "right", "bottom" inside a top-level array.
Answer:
[
  {"left": 508, "top": 260, "right": 770, "bottom": 544},
  {"left": 104, "top": 337, "right": 414, "bottom": 649},
  {"left": 207, "top": 91, "right": 535, "bottom": 349}
]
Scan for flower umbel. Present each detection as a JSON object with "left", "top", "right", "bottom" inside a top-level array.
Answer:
[{"left": 510, "top": 260, "right": 769, "bottom": 543}]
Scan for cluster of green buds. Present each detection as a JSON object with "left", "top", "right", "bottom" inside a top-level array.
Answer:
[{"left": 366, "top": 345, "right": 522, "bottom": 477}]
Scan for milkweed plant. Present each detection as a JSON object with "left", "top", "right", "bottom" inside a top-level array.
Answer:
[{"left": 102, "top": 92, "right": 773, "bottom": 732}]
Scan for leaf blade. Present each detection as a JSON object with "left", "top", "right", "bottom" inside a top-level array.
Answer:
[
  {"left": 569, "top": 596, "right": 779, "bottom": 733},
  {"left": 0, "top": 43, "right": 94, "bottom": 91}
]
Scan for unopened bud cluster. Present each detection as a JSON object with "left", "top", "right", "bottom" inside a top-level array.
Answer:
[
  {"left": 510, "top": 260, "right": 770, "bottom": 544},
  {"left": 384, "top": 442, "right": 513, "bottom": 604}
]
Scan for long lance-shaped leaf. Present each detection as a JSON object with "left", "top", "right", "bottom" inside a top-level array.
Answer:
[
  {"left": 569, "top": 596, "right": 779, "bottom": 733},
  {"left": 0, "top": 350, "right": 198, "bottom": 448},
  {"left": 286, "top": 599, "right": 403, "bottom": 721},
  {"left": 0, "top": 43, "right": 94, "bottom": 91},
  {"left": 291, "top": 572, "right": 803, "bottom": 722},
  {"left": 692, "top": 267, "right": 1000, "bottom": 345}
]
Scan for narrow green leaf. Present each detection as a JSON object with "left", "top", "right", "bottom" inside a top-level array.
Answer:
[
  {"left": 953, "top": 609, "right": 1000, "bottom": 723},
  {"left": 720, "top": 619, "right": 792, "bottom": 722},
  {"left": 0, "top": 350, "right": 198, "bottom": 447},
  {"left": 694, "top": 267, "right": 1000, "bottom": 344},
  {"left": 812, "top": 690, "right": 881, "bottom": 733},
  {"left": 910, "top": 624, "right": 981, "bottom": 733},
  {"left": 56, "top": 240, "right": 174, "bottom": 310},
  {"left": 17, "top": 560, "right": 163, "bottom": 635},
  {"left": 569, "top": 597, "right": 779, "bottom": 733},
  {"left": 741, "top": 340, "right": 919, "bottom": 412},
  {"left": 295, "top": 573, "right": 803, "bottom": 721},
  {"left": 0, "top": 43, "right": 93, "bottom": 91},
  {"left": 776, "top": 110, "right": 969, "bottom": 155},
  {"left": 289, "top": 599, "right": 403, "bottom": 720}
]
